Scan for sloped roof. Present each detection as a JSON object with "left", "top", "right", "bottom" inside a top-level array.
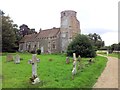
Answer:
[
  {"left": 19, "top": 33, "right": 38, "bottom": 43},
  {"left": 36, "top": 28, "right": 60, "bottom": 38},
  {"left": 19, "top": 28, "right": 60, "bottom": 43}
]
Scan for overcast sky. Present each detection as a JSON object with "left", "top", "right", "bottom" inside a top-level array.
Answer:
[{"left": 1, "top": 0, "right": 119, "bottom": 46}]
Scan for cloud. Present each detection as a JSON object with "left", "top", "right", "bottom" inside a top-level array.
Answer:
[
  {"left": 82, "top": 28, "right": 118, "bottom": 46},
  {"left": 1, "top": 0, "right": 119, "bottom": 46},
  {"left": 101, "top": 31, "right": 118, "bottom": 46},
  {"left": 82, "top": 28, "right": 117, "bottom": 35}
]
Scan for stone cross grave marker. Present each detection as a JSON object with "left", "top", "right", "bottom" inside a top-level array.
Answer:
[
  {"left": 6, "top": 54, "right": 13, "bottom": 62},
  {"left": 72, "top": 53, "right": 77, "bottom": 79},
  {"left": 14, "top": 54, "right": 20, "bottom": 64},
  {"left": 28, "top": 54, "right": 40, "bottom": 84},
  {"left": 66, "top": 57, "right": 70, "bottom": 64}
]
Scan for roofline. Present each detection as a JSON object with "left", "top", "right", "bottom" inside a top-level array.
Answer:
[{"left": 39, "top": 27, "right": 60, "bottom": 32}]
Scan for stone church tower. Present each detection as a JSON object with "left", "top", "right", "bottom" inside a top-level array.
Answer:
[
  {"left": 19, "top": 10, "right": 81, "bottom": 53},
  {"left": 60, "top": 10, "right": 81, "bottom": 52}
]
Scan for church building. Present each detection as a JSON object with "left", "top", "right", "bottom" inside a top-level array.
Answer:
[{"left": 19, "top": 10, "right": 81, "bottom": 53}]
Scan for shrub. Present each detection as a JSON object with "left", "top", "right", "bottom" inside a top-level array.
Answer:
[
  {"left": 37, "top": 49, "right": 41, "bottom": 55},
  {"left": 30, "top": 50, "right": 36, "bottom": 54},
  {"left": 67, "top": 34, "right": 96, "bottom": 58}
]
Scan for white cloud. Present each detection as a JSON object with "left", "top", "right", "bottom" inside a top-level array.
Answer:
[
  {"left": 101, "top": 32, "right": 118, "bottom": 46},
  {"left": 1, "top": 0, "right": 119, "bottom": 46}
]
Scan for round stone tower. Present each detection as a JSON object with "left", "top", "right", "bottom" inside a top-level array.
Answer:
[{"left": 60, "top": 10, "right": 81, "bottom": 52}]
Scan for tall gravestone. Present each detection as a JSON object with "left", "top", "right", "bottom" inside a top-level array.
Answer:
[
  {"left": 14, "top": 54, "right": 20, "bottom": 64},
  {"left": 77, "top": 55, "right": 82, "bottom": 70},
  {"left": 28, "top": 54, "right": 40, "bottom": 84},
  {"left": 73, "top": 53, "right": 77, "bottom": 67},
  {"left": 72, "top": 53, "right": 77, "bottom": 79}
]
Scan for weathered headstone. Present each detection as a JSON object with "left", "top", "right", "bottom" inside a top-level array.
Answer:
[
  {"left": 6, "top": 54, "right": 13, "bottom": 62},
  {"left": 77, "top": 55, "right": 82, "bottom": 70},
  {"left": 14, "top": 54, "right": 20, "bottom": 64},
  {"left": 77, "top": 55, "right": 81, "bottom": 62},
  {"left": 73, "top": 53, "right": 77, "bottom": 61},
  {"left": 28, "top": 54, "right": 40, "bottom": 84},
  {"left": 66, "top": 57, "right": 70, "bottom": 64}
]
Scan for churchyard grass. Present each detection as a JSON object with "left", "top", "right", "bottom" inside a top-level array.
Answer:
[
  {"left": 108, "top": 53, "right": 120, "bottom": 59},
  {"left": 1, "top": 52, "right": 107, "bottom": 88},
  {"left": 97, "top": 51, "right": 120, "bottom": 59}
]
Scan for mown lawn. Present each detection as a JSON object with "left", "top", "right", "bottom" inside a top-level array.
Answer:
[
  {"left": 108, "top": 53, "right": 120, "bottom": 59},
  {"left": 1, "top": 52, "right": 107, "bottom": 88},
  {"left": 97, "top": 51, "right": 120, "bottom": 59}
]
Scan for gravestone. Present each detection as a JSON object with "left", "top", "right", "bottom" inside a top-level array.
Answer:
[
  {"left": 66, "top": 57, "right": 70, "bottom": 64},
  {"left": 72, "top": 53, "right": 77, "bottom": 79},
  {"left": 73, "top": 53, "right": 77, "bottom": 61},
  {"left": 77, "top": 55, "right": 82, "bottom": 70},
  {"left": 77, "top": 55, "right": 81, "bottom": 62},
  {"left": 14, "top": 54, "right": 20, "bottom": 64},
  {"left": 73, "top": 53, "right": 77, "bottom": 67},
  {"left": 28, "top": 54, "right": 40, "bottom": 84},
  {"left": 6, "top": 54, "right": 13, "bottom": 62}
]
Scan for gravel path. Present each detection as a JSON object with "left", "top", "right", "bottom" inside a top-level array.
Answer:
[{"left": 93, "top": 54, "right": 119, "bottom": 88}]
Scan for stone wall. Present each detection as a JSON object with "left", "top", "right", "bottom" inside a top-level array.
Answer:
[{"left": 60, "top": 10, "right": 81, "bottom": 52}]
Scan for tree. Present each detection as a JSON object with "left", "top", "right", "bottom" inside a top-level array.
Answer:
[
  {"left": 87, "top": 33, "right": 104, "bottom": 50},
  {"left": 111, "top": 44, "right": 118, "bottom": 51},
  {"left": 118, "top": 42, "right": 120, "bottom": 51},
  {"left": 19, "top": 24, "right": 37, "bottom": 37},
  {"left": 67, "top": 34, "right": 96, "bottom": 58},
  {"left": 2, "top": 12, "right": 17, "bottom": 52}
]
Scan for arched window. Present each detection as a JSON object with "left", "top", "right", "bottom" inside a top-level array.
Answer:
[{"left": 52, "top": 41, "right": 56, "bottom": 49}]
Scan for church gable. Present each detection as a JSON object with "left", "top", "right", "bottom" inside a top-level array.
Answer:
[{"left": 36, "top": 28, "right": 60, "bottom": 39}]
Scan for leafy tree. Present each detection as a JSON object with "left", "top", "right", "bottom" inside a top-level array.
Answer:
[
  {"left": 19, "top": 24, "right": 37, "bottom": 37},
  {"left": 111, "top": 43, "right": 118, "bottom": 51},
  {"left": 106, "top": 43, "right": 120, "bottom": 53},
  {"left": 118, "top": 42, "right": 120, "bottom": 51},
  {"left": 87, "top": 33, "right": 104, "bottom": 50},
  {"left": 2, "top": 11, "right": 17, "bottom": 52},
  {"left": 67, "top": 34, "right": 96, "bottom": 58}
]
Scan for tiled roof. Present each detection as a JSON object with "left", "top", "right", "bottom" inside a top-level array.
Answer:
[
  {"left": 19, "top": 28, "right": 60, "bottom": 43},
  {"left": 19, "top": 33, "right": 38, "bottom": 43},
  {"left": 36, "top": 28, "right": 60, "bottom": 38}
]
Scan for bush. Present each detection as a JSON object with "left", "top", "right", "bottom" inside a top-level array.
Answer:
[
  {"left": 30, "top": 50, "right": 36, "bottom": 54},
  {"left": 37, "top": 49, "right": 41, "bottom": 55},
  {"left": 67, "top": 34, "right": 96, "bottom": 58}
]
